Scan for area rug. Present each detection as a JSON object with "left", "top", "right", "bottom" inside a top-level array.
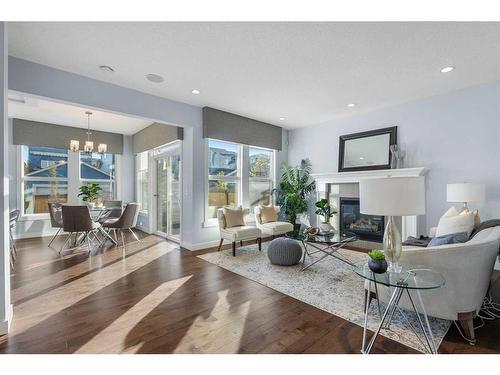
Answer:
[{"left": 198, "top": 242, "right": 451, "bottom": 353}]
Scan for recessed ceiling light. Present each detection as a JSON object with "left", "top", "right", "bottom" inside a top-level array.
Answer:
[
  {"left": 146, "top": 73, "right": 164, "bottom": 83},
  {"left": 347, "top": 103, "right": 355, "bottom": 107},
  {"left": 279, "top": 117, "right": 285, "bottom": 121},
  {"left": 191, "top": 89, "right": 201, "bottom": 95},
  {"left": 359, "top": 157, "right": 364, "bottom": 160},
  {"left": 99, "top": 65, "right": 115, "bottom": 73},
  {"left": 440, "top": 66, "right": 455, "bottom": 73}
]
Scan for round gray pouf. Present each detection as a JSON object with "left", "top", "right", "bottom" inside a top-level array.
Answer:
[{"left": 267, "top": 238, "right": 302, "bottom": 266}]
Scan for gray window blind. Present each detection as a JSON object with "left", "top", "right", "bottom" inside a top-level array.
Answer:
[
  {"left": 132, "top": 123, "right": 184, "bottom": 154},
  {"left": 12, "top": 118, "right": 124, "bottom": 154},
  {"left": 202, "top": 107, "right": 282, "bottom": 150}
]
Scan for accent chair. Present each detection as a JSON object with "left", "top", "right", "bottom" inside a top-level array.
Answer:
[
  {"left": 217, "top": 207, "right": 261, "bottom": 256},
  {"left": 254, "top": 205, "right": 294, "bottom": 238}
]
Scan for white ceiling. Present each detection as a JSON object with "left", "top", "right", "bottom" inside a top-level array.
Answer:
[
  {"left": 8, "top": 93, "right": 152, "bottom": 135},
  {"left": 8, "top": 22, "right": 500, "bottom": 129}
]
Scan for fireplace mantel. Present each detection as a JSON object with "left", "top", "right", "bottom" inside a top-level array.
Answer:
[
  {"left": 311, "top": 167, "right": 427, "bottom": 241},
  {"left": 311, "top": 167, "right": 426, "bottom": 190}
]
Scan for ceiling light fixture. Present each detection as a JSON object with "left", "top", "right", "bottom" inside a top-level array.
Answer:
[
  {"left": 70, "top": 111, "right": 107, "bottom": 154},
  {"left": 347, "top": 103, "right": 355, "bottom": 108},
  {"left": 440, "top": 66, "right": 455, "bottom": 73},
  {"left": 279, "top": 117, "right": 285, "bottom": 121},
  {"left": 146, "top": 73, "right": 164, "bottom": 83},
  {"left": 99, "top": 65, "right": 115, "bottom": 73},
  {"left": 191, "top": 89, "right": 201, "bottom": 95}
]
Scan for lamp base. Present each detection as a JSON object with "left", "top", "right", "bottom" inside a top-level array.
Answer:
[{"left": 383, "top": 216, "right": 402, "bottom": 273}]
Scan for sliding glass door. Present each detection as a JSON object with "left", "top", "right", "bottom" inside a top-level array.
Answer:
[{"left": 153, "top": 142, "right": 181, "bottom": 241}]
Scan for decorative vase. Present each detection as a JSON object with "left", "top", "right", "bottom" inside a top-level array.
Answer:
[
  {"left": 86, "top": 202, "right": 96, "bottom": 209},
  {"left": 368, "top": 259, "right": 388, "bottom": 274},
  {"left": 319, "top": 222, "right": 334, "bottom": 233},
  {"left": 383, "top": 216, "right": 402, "bottom": 272}
]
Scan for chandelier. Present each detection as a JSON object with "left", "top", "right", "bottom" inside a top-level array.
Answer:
[{"left": 70, "top": 111, "right": 107, "bottom": 153}]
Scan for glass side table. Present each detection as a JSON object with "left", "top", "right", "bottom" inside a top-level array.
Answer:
[{"left": 353, "top": 262, "right": 445, "bottom": 354}]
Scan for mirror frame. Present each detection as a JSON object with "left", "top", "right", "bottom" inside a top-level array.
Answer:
[{"left": 338, "top": 126, "right": 397, "bottom": 172}]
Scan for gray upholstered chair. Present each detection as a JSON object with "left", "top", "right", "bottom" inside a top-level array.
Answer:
[
  {"left": 9, "top": 209, "right": 20, "bottom": 269},
  {"left": 101, "top": 202, "right": 140, "bottom": 246},
  {"left": 48, "top": 203, "right": 64, "bottom": 247},
  {"left": 98, "top": 200, "right": 123, "bottom": 223},
  {"left": 60, "top": 205, "right": 102, "bottom": 254}
]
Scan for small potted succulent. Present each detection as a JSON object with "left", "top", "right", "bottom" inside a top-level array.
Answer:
[
  {"left": 367, "top": 249, "right": 388, "bottom": 274},
  {"left": 315, "top": 198, "right": 337, "bottom": 233}
]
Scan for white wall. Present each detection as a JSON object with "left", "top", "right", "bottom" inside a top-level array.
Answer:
[{"left": 288, "top": 80, "right": 500, "bottom": 234}]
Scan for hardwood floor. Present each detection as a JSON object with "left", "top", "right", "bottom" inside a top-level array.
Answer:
[{"left": 0, "top": 233, "right": 499, "bottom": 354}]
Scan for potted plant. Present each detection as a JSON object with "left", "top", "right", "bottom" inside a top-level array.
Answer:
[
  {"left": 367, "top": 249, "right": 388, "bottom": 274},
  {"left": 78, "top": 182, "right": 102, "bottom": 208},
  {"left": 315, "top": 198, "right": 337, "bottom": 233},
  {"left": 273, "top": 159, "right": 316, "bottom": 231}
]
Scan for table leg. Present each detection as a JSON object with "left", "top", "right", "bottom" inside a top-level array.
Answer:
[
  {"left": 407, "top": 288, "right": 438, "bottom": 354},
  {"left": 362, "top": 286, "right": 402, "bottom": 354},
  {"left": 361, "top": 279, "right": 372, "bottom": 352},
  {"left": 99, "top": 227, "right": 118, "bottom": 246}
]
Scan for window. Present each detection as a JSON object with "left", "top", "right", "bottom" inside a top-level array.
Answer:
[
  {"left": 80, "top": 152, "right": 116, "bottom": 200},
  {"left": 207, "top": 140, "right": 240, "bottom": 219},
  {"left": 21, "top": 146, "right": 69, "bottom": 215},
  {"left": 205, "top": 139, "right": 275, "bottom": 223},
  {"left": 136, "top": 151, "right": 149, "bottom": 213},
  {"left": 249, "top": 147, "right": 274, "bottom": 211}
]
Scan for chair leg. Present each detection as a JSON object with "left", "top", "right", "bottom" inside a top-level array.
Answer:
[
  {"left": 217, "top": 238, "right": 224, "bottom": 251},
  {"left": 457, "top": 312, "right": 476, "bottom": 344},
  {"left": 128, "top": 228, "right": 140, "bottom": 242},
  {"left": 232, "top": 242, "right": 236, "bottom": 256},
  {"left": 240, "top": 240, "right": 243, "bottom": 247},
  {"left": 59, "top": 233, "right": 72, "bottom": 254},
  {"left": 257, "top": 237, "right": 262, "bottom": 251},
  {"left": 9, "top": 229, "right": 17, "bottom": 256},
  {"left": 120, "top": 230, "right": 125, "bottom": 247},
  {"left": 86, "top": 233, "right": 92, "bottom": 254},
  {"left": 48, "top": 228, "right": 61, "bottom": 248}
]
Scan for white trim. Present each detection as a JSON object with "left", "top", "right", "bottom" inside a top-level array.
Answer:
[
  {"left": 0, "top": 304, "right": 13, "bottom": 335},
  {"left": 13, "top": 230, "right": 57, "bottom": 240},
  {"left": 181, "top": 239, "right": 222, "bottom": 251}
]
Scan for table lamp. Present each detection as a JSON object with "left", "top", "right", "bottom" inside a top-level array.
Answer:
[
  {"left": 359, "top": 176, "right": 426, "bottom": 272},
  {"left": 446, "top": 183, "right": 485, "bottom": 213}
]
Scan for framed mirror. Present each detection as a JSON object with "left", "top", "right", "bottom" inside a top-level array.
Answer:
[{"left": 338, "top": 126, "right": 397, "bottom": 172}]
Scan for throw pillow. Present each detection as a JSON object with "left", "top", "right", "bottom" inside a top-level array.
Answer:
[
  {"left": 460, "top": 209, "right": 480, "bottom": 229},
  {"left": 260, "top": 205, "right": 278, "bottom": 224},
  {"left": 428, "top": 232, "right": 469, "bottom": 247},
  {"left": 223, "top": 207, "right": 245, "bottom": 228},
  {"left": 436, "top": 207, "right": 475, "bottom": 237}
]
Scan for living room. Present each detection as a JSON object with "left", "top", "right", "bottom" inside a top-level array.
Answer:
[{"left": 1, "top": 1, "right": 499, "bottom": 373}]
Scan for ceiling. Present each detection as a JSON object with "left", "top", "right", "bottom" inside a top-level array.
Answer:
[
  {"left": 8, "top": 22, "right": 500, "bottom": 129},
  {"left": 8, "top": 93, "right": 152, "bottom": 135}
]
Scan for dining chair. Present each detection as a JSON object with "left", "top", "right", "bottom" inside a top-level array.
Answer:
[
  {"left": 101, "top": 202, "right": 140, "bottom": 246},
  {"left": 9, "top": 209, "right": 20, "bottom": 269},
  {"left": 60, "top": 205, "right": 102, "bottom": 254},
  {"left": 98, "top": 200, "right": 123, "bottom": 223},
  {"left": 47, "top": 202, "right": 64, "bottom": 247}
]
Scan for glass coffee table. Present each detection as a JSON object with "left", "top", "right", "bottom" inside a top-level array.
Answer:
[
  {"left": 286, "top": 227, "right": 358, "bottom": 271},
  {"left": 353, "top": 262, "right": 445, "bottom": 354}
]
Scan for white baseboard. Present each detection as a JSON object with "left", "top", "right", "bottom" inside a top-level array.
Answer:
[
  {"left": 0, "top": 304, "right": 13, "bottom": 335},
  {"left": 181, "top": 239, "right": 221, "bottom": 251},
  {"left": 13, "top": 231, "right": 57, "bottom": 240}
]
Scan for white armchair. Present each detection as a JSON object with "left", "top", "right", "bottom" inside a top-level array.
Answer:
[
  {"left": 254, "top": 205, "right": 294, "bottom": 238},
  {"left": 368, "top": 226, "right": 500, "bottom": 343},
  {"left": 217, "top": 208, "right": 262, "bottom": 256}
]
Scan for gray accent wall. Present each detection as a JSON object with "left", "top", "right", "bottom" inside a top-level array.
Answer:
[
  {"left": 13, "top": 118, "right": 124, "bottom": 154},
  {"left": 133, "top": 122, "right": 183, "bottom": 154},
  {"left": 203, "top": 107, "right": 283, "bottom": 150},
  {"left": 288, "top": 80, "right": 500, "bottom": 234}
]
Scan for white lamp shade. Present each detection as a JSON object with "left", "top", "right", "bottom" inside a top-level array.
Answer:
[
  {"left": 447, "top": 183, "right": 485, "bottom": 203},
  {"left": 359, "top": 176, "right": 426, "bottom": 216}
]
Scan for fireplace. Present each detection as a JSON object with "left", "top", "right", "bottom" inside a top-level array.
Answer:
[{"left": 339, "top": 197, "right": 384, "bottom": 242}]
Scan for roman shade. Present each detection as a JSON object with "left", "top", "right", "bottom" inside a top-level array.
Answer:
[
  {"left": 203, "top": 107, "right": 282, "bottom": 150},
  {"left": 13, "top": 118, "right": 124, "bottom": 154},
  {"left": 133, "top": 122, "right": 184, "bottom": 154}
]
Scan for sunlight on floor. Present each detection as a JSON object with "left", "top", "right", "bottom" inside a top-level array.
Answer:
[
  {"left": 75, "top": 275, "right": 193, "bottom": 353},
  {"left": 12, "top": 243, "right": 174, "bottom": 334},
  {"left": 173, "top": 289, "right": 251, "bottom": 354}
]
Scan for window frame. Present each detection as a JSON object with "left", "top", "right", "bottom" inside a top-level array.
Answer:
[
  {"left": 204, "top": 138, "right": 276, "bottom": 226},
  {"left": 18, "top": 146, "right": 70, "bottom": 220},
  {"left": 135, "top": 151, "right": 150, "bottom": 215},
  {"left": 78, "top": 151, "right": 117, "bottom": 202}
]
